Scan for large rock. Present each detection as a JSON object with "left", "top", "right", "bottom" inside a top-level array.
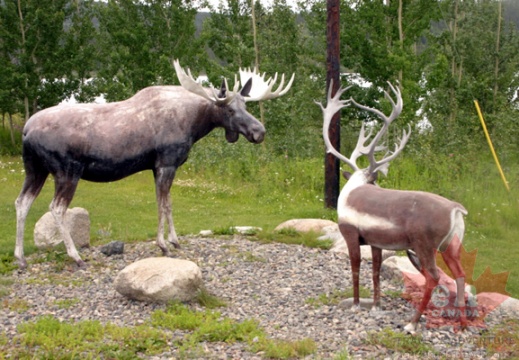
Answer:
[
  {"left": 34, "top": 207, "right": 90, "bottom": 249},
  {"left": 275, "top": 219, "right": 337, "bottom": 233},
  {"left": 114, "top": 258, "right": 203, "bottom": 303}
]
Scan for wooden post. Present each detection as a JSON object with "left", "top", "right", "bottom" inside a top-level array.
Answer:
[{"left": 325, "top": 0, "right": 341, "bottom": 209}]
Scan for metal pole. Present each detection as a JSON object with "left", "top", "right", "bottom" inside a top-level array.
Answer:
[{"left": 325, "top": 0, "right": 341, "bottom": 209}]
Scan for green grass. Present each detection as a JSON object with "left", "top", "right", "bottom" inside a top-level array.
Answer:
[
  {"left": 1, "top": 300, "right": 317, "bottom": 359},
  {"left": 478, "top": 319, "right": 519, "bottom": 358},
  {"left": 0, "top": 146, "right": 334, "bottom": 257},
  {"left": 1, "top": 139, "right": 518, "bottom": 297},
  {"left": 364, "top": 327, "right": 436, "bottom": 356}
]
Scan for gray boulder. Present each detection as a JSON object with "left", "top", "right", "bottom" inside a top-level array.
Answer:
[
  {"left": 34, "top": 207, "right": 90, "bottom": 249},
  {"left": 275, "top": 218, "right": 337, "bottom": 233},
  {"left": 114, "top": 258, "right": 203, "bottom": 303}
]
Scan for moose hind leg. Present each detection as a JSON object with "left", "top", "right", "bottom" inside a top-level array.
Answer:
[
  {"left": 50, "top": 176, "right": 85, "bottom": 268},
  {"left": 15, "top": 170, "right": 49, "bottom": 269}
]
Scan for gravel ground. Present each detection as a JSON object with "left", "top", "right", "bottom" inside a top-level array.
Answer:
[{"left": 1, "top": 236, "right": 511, "bottom": 359}]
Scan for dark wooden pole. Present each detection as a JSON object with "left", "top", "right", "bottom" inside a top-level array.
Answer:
[{"left": 325, "top": 0, "right": 341, "bottom": 209}]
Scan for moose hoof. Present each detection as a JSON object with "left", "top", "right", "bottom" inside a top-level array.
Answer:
[
  {"left": 404, "top": 322, "right": 420, "bottom": 334},
  {"left": 17, "top": 258, "right": 28, "bottom": 271},
  {"left": 170, "top": 241, "right": 181, "bottom": 250},
  {"left": 76, "top": 259, "right": 87, "bottom": 269}
]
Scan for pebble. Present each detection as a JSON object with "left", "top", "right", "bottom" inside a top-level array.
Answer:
[{"left": 0, "top": 236, "right": 511, "bottom": 359}]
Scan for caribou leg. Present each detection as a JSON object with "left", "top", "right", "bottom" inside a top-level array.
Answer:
[
  {"left": 154, "top": 167, "right": 180, "bottom": 255},
  {"left": 371, "top": 246, "right": 383, "bottom": 310},
  {"left": 405, "top": 248, "right": 440, "bottom": 332},
  {"left": 340, "top": 225, "right": 362, "bottom": 309},
  {"left": 15, "top": 169, "right": 49, "bottom": 269},
  {"left": 441, "top": 234, "right": 467, "bottom": 329},
  {"left": 50, "top": 175, "right": 85, "bottom": 268}
]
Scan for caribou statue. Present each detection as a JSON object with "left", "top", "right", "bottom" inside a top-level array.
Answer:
[
  {"left": 14, "top": 60, "right": 294, "bottom": 269},
  {"left": 318, "top": 82, "right": 468, "bottom": 332}
]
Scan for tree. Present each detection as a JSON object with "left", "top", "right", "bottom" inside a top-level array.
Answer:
[
  {"left": 95, "top": 0, "right": 202, "bottom": 101},
  {"left": 0, "top": 0, "right": 96, "bottom": 118}
]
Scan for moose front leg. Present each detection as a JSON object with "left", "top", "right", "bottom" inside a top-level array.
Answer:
[
  {"left": 50, "top": 176, "right": 86, "bottom": 268},
  {"left": 154, "top": 166, "right": 180, "bottom": 255}
]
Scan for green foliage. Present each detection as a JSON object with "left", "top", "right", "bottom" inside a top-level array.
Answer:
[
  {"left": 365, "top": 327, "right": 436, "bottom": 356},
  {"left": 195, "top": 287, "right": 228, "bottom": 309},
  {"left": 251, "top": 337, "right": 317, "bottom": 359},
  {"left": 152, "top": 302, "right": 316, "bottom": 359},
  {"left": 0, "top": 276, "right": 13, "bottom": 298},
  {"left": 479, "top": 319, "right": 519, "bottom": 358},
  {"left": 1, "top": 150, "right": 519, "bottom": 297},
  {"left": 11, "top": 315, "right": 169, "bottom": 359},
  {"left": 0, "top": 253, "right": 16, "bottom": 275}
]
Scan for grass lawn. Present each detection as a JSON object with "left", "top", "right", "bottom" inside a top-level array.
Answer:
[{"left": 1, "top": 151, "right": 517, "bottom": 298}]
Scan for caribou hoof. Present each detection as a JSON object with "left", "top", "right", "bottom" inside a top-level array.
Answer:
[
  {"left": 350, "top": 304, "right": 362, "bottom": 313},
  {"left": 369, "top": 306, "right": 382, "bottom": 315},
  {"left": 404, "top": 322, "right": 420, "bottom": 334}
]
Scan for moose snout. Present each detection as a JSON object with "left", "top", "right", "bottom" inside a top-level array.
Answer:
[{"left": 251, "top": 123, "right": 265, "bottom": 143}]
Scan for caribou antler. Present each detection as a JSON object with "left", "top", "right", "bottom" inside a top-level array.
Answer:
[
  {"left": 174, "top": 60, "right": 240, "bottom": 105},
  {"left": 318, "top": 81, "right": 411, "bottom": 176},
  {"left": 239, "top": 67, "right": 295, "bottom": 102},
  {"left": 316, "top": 82, "right": 357, "bottom": 170},
  {"left": 350, "top": 82, "right": 411, "bottom": 175}
]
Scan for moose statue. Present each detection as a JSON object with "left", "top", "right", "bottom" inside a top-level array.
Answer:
[
  {"left": 14, "top": 60, "right": 294, "bottom": 269},
  {"left": 317, "top": 82, "right": 468, "bottom": 332}
]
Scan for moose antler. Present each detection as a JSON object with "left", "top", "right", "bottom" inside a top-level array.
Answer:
[
  {"left": 318, "top": 81, "right": 411, "bottom": 176},
  {"left": 173, "top": 60, "right": 240, "bottom": 105},
  {"left": 239, "top": 68, "right": 295, "bottom": 102}
]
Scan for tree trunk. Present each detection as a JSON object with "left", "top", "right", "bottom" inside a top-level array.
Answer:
[
  {"left": 398, "top": 0, "right": 403, "bottom": 85},
  {"left": 493, "top": 0, "right": 502, "bottom": 114},
  {"left": 250, "top": 0, "right": 265, "bottom": 125},
  {"left": 8, "top": 113, "right": 16, "bottom": 146},
  {"left": 325, "top": 0, "right": 341, "bottom": 209},
  {"left": 449, "top": 0, "right": 459, "bottom": 124},
  {"left": 17, "top": 0, "right": 30, "bottom": 120}
]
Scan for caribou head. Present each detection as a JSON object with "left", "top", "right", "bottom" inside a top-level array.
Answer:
[{"left": 317, "top": 82, "right": 468, "bottom": 333}]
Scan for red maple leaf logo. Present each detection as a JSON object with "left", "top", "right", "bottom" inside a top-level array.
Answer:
[{"left": 402, "top": 245, "right": 510, "bottom": 330}]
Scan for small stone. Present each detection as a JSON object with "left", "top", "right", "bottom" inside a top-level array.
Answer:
[{"left": 100, "top": 241, "right": 125, "bottom": 256}]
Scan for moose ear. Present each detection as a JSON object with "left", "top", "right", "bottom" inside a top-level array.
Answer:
[
  {"left": 217, "top": 78, "right": 227, "bottom": 99},
  {"left": 240, "top": 77, "right": 252, "bottom": 97}
]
